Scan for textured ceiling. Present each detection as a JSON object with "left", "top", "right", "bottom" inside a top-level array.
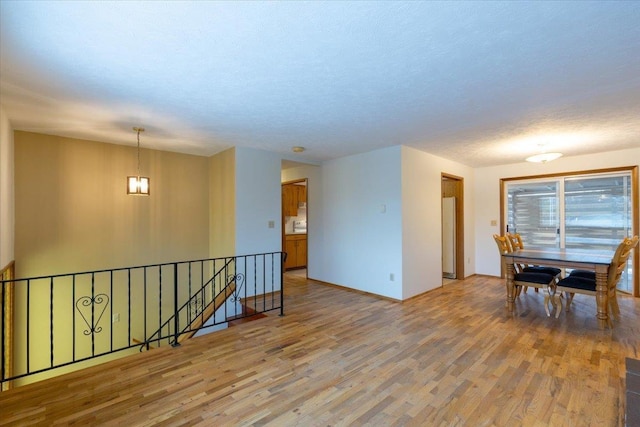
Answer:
[{"left": 1, "top": 1, "right": 639, "bottom": 167}]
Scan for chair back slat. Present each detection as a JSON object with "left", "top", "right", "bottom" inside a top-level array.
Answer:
[
  {"left": 506, "top": 233, "right": 524, "bottom": 252},
  {"left": 608, "top": 236, "right": 639, "bottom": 288},
  {"left": 493, "top": 234, "right": 511, "bottom": 254}
]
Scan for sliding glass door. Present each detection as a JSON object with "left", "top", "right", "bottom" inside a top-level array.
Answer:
[{"left": 505, "top": 172, "right": 635, "bottom": 293}]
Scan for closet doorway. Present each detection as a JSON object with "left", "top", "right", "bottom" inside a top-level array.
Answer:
[{"left": 442, "top": 174, "right": 464, "bottom": 282}]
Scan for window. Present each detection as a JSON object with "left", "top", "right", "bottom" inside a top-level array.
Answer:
[{"left": 503, "top": 168, "right": 637, "bottom": 294}]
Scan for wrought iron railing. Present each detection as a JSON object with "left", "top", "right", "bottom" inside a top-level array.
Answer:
[
  {"left": 140, "top": 257, "right": 238, "bottom": 350},
  {"left": 0, "top": 252, "right": 284, "bottom": 388}
]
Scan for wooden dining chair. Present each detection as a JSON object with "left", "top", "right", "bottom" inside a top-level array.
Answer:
[
  {"left": 553, "top": 235, "right": 639, "bottom": 320},
  {"left": 505, "top": 233, "right": 562, "bottom": 293},
  {"left": 493, "top": 234, "right": 557, "bottom": 315}
]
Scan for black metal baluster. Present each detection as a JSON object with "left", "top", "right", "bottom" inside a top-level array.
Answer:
[
  {"left": 91, "top": 273, "right": 95, "bottom": 357},
  {"left": 72, "top": 275, "right": 76, "bottom": 362},
  {"left": 1, "top": 278, "right": 6, "bottom": 384},
  {"left": 172, "top": 263, "right": 179, "bottom": 347},
  {"left": 127, "top": 269, "right": 131, "bottom": 348},
  {"left": 280, "top": 252, "right": 284, "bottom": 316},
  {"left": 188, "top": 262, "right": 192, "bottom": 325},
  {"left": 110, "top": 271, "right": 113, "bottom": 352},
  {"left": 144, "top": 268, "right": 148, "bottom": 351},
  {"left": 239, "top": 258, "right": 244, "bottom": 319},
  {"left": 50, "top": 277, "right": 54, "bottom": 368},
  {"left": 158, "top": 266, "right": 162, "bottom": 346},
  {"left": 270, "top": 253, "right": 274, "bottom": 310},
  {"left": 202, "top": 260, "right": 206, "bottom": 326},
  {"left": 263, "top": 254, "right": 268, "bottom": 311},
  {"left": 224, "top": 260, "right": 228, "bottom": 322},
  {"left": 26, "top": 279, "right": 30, "bottom": 375}
]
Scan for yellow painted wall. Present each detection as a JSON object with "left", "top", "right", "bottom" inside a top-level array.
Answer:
[
  {"left": 14, "top": 131, "right": 210, "bottom": 278},
  {"left": 209, "top": 148, "right": 236, "bottom": 258},
  {"left": 12, "top": 131, "right": 212, "bottom": 385},
  {"left": 0, "top": 107, "right": 14, "bottom": 269}
]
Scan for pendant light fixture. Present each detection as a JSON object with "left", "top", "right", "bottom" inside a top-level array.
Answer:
[{"left": 127, "top": 127, "right": 150, "bottom": 195}]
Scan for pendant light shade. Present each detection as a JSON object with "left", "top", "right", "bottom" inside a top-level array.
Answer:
[
  {"left": 127, "top": 176, "right": 150, "bottom": 195},
  {"left": 127, "top": 127, "right": 150, "bottom": 195}
]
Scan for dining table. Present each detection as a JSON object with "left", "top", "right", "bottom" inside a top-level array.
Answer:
[{"left": 502, "top": 247, "right": 614, "bottom": 329}]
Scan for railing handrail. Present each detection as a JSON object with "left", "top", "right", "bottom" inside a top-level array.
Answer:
[{"left": 0, "top": 251, "right": 283, "bottom": 284}]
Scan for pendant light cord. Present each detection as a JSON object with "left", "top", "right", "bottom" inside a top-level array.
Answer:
[{"left": 133, "top": 126, "right": 144, "bottom": 176}]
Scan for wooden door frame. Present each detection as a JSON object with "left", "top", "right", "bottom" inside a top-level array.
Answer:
[
  {"left": 281, "top": 178, "right": 308, "bottom": 276},
  {"left": 441, "top": 174, "right": 464, "bottom": 280}
]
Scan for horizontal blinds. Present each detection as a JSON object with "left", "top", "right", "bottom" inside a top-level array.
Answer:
[
  {"left": 564, "top": 175, "right": 632, "bottom": 250},
  {"left": 508, "top": 182, "right": 558, "bottom": 248}
]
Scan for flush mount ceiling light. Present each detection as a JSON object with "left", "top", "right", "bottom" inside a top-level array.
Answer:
[
  {"left": 525, "top": 152, "right": 563, "bottom": 163},
  {"left": 127, "top": 127, "right": 150, "bottom": 195},
  {"left": 292, "top": 146, "right": 305, "bottom": 153},
  {"left": 525, "top": 144, "right": 563, "bottom": 163}
]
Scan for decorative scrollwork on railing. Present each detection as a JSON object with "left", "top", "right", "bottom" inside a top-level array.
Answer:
[
  {"left": 229, "top": 273, "right": 245, "bottom": 303},
  {"left": 189, "top": 295, "right": 203, "bottom": 320},
  {"left": 75, "top": 293, "right": 110, "bottom": 335}
]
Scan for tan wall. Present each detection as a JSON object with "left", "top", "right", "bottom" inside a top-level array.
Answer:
[
  {"left": 0, "top": 107, "right": 15, "bottom": 269},
  {"left": 14, "top": 131, "right": 210, "bottom": 278},
  {"left": 209, "top": 148, "right": 236, "bottom": 258}
]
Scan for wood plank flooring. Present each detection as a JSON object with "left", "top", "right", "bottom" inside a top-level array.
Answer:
[{"left": 1, "top": 274, "right": 639, "bottom": 426}]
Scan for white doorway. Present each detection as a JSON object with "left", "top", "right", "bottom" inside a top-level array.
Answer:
[{"left": 441, "top": 174, "right": 464, "bottom": 282}]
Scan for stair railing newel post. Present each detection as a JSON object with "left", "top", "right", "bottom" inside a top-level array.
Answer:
[{"left": 172, "top": 263, "right": 180, "bottom": 347}]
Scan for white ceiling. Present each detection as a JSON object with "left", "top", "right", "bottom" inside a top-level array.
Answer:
[{"left": 1, "top": 1, "right": 639, "bottom": 167}]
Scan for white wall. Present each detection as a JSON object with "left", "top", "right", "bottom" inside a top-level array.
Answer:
[
  {"left": 281, "top": 164, "right": 323, "bottom": 279},
  {"left": 401, "top": 146, "right": 475, "bottom": 299},
  {"left": 316, "top": 146, "right": 403, "bottom": 299},
  {"left": 235, "top": 147, "right": 282, "bottom": 255},
  {"left": 475, "top": 148, "right": 640, "bottom": 277},
  {"left": 0, "top": 106, "right": 14, "bottom": 269},
  {"left": 234, "top": 147, "right": 283, "bottom": 298}
]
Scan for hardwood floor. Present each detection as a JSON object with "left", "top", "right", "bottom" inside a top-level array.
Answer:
[{"left": 1, "top": 274, "right": 639, "bottom": 426}]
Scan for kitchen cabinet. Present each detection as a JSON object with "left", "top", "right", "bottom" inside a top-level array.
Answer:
[
  {"left": 282, "top": 185, "right": 295, "bottom": 216},
  {"left": 296, "top": 185, "right": 306, "bottom": 205},
  {"left": 282, "top": 183, "right": 307, "bottom": 217},
  {"left": 285, "top": 234, "right": 307, "bottom": 270}
]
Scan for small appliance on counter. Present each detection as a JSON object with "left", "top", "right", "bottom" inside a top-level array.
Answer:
[{"left": 293, "top": 220, "right": 307, "bottom": 234}]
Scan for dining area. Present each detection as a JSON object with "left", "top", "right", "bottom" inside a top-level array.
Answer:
[{"left": 494, "top": 233, "right": 639, "bottom": 329}]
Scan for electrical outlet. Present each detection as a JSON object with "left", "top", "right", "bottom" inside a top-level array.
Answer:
[
  {"left": 490, "top": 219, "right": 497, "bottom": 226},
  {"left": 112, "top": 313, "right": 120, "bottom": 323},
  {"left": 389, "top": 273, "right": 394, "bottom": 281},
  {"left": 268, "top": 220, "right": 275, "bottom": 228}
]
